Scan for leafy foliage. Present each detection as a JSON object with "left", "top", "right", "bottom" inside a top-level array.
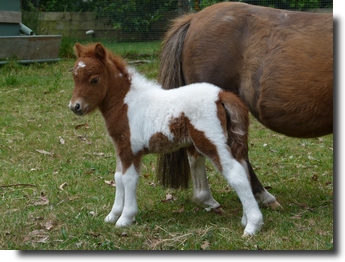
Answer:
[
  {"left": 94, "top": 0, "right": 177, "bottom": 34},
  {"left": 195, "top": 0, "right": 332, "bottom": 10},
  {"left": 22, "top": 0, "right": 177, "bottom": 34}
]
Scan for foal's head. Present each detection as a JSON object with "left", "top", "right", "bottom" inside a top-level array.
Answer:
[{"left": 69, "top": 42, "right": 129, "bottom": 116}]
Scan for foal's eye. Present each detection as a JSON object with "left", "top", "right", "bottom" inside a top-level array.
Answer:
[{"left": 90, "top": 77, "right": 99, "bottom": 84}]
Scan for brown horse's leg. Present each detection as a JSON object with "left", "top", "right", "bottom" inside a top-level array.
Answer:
[{"left": 245, "top": 160, "right": 281, "bottom": 209}]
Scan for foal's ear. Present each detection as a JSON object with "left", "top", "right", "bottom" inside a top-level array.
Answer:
[
  {"left": 74, "top": 42, "right": 83, "bottom": 58},
  {"left": 95, "top": 43, "right": 106, "bottom": 62}
]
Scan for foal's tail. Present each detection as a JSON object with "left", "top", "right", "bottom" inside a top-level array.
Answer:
[
  {"left": 219, "top": 91, "right": 249, "bottom": 161},
  {"left": 156, "top": 14, "right": 194, "bottom": 189}
]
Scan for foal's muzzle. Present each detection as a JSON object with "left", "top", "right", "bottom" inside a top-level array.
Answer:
[{"left": 69, "top": 101, "right": 84, "bottom": 116}]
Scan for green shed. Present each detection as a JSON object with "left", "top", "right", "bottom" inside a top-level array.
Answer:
[{"left": 0, "top": 0, "right": 61, "bottom": 64}]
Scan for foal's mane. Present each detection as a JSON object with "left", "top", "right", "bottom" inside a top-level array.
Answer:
[{"left": 75, "top": 42, "right": 130, "bottom": 80}]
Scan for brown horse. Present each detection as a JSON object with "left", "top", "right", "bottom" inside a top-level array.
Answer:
[{"left": 157, "top": 2, "right": 333, "bottom": 205}]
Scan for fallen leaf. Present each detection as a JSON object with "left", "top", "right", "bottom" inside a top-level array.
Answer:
[
  {"left": 37, "top": 236, "right": 49, "bottom": 243},
  {"left": 34, "top": 193, "right": 49, "bottom": 206},
  {"left": 59, "top": 182, "right": 68, "bottom": 191},
  {"left": 162, "top": 193, "right": 175, "bottom": 202},
  {"left": 24, "top": 229, "right": 49, "bottom": 243},
  {"left": 59, "top": 136, "right": 65, "bottom": 145},
  {"left": 93, "top": 152, "right": 105, "bottom": 156},
  {"left": 75, "top": 123, "right": 89, "bottom": 129},
  {"left": 77, "top": 135, "right": 92, "bottom": 144},
  {"left": 105, "top": 180, "right": 116, "bottom": 187},
  {"left": 291, "top": 214, "right": 302, "bottom": 220},
  {"left": 45, "top": 221, "right": 54, "bottom": 231},
  {"left": 201, "top": 241, "right": 209, "bottom": 250},
  {"left": 172, "top": 206, "right": 185, "bottom": 213},
  {"left": 36, "top": 149, "right": 54, "bottom": 156}
]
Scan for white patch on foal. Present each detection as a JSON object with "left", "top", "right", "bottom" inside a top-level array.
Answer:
[{"left": 74, "top": 61, "right": 86, "bottom": 76}]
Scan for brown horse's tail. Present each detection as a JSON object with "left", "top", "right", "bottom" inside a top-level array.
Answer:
[
  {"left": 156, "top": 14, "right": 194, "bottom": 189},
  {"left": 219, "top": 91, "right": 249, "bottom": 162}
]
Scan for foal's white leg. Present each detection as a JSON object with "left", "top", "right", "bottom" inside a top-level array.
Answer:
[
  {"left": 105, "top": 158, "right": 125, "bottom": 223},
  {"left": 221, "top": 157, "right": 263, "bottom": 236},
  {"left": 188, "top": 150, "right": 221, "bottom": 209},
  {"left": 115, "top": 164, "right": 139, "bottom": 227}
]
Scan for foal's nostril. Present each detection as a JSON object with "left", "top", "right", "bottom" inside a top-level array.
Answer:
[{"left": 75, "top": 103, "right": 81, "bottom": 112}]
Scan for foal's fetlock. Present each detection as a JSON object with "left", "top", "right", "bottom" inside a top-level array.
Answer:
[
  {"left": 242, "top": 212, "right": 263, "bottom": 236},
  {"left": 243, "top": 221, "right": 263, "bottom": 237},
  {"left": 241, "top": 215, "right": 247, "bottom": 227}
]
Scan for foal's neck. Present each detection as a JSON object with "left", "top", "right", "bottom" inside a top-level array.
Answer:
[{"left": 98, "top": 68, "right": 131, "bottom": 129}]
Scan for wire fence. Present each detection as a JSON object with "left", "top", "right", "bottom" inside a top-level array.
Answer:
[{"left": 21, "top": 0, "right": 333, "bottom": 41}]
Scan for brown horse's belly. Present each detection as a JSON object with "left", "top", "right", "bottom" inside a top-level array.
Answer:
[{"left": 254, "top": 77, "right": 333, "bottom": 138}]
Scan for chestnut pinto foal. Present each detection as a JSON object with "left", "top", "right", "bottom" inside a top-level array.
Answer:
[{"left": 69, "top": 43, "right": 263, "bottom": 236}]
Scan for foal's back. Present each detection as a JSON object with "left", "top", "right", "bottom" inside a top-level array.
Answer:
[{"left": 125, "top": 79, "right": 223, "bottom": 149}]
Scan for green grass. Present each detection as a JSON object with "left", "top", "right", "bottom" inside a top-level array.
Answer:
[
  {"left": 0, "top": 42, "right": 333, "bottom": 250},
  {"left": 59, "top": 38, "right": 161, "bottom": 60}
]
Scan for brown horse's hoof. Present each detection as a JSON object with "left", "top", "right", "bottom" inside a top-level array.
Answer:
[
  {"left": 212, "top": 206, "right": 223, "bottom": 214},
  {"left": 270, "top": 201, "right": 283, "bottom": 210},
  {"left": 204, "top": 206, "right": 223, "bottom": 214}
]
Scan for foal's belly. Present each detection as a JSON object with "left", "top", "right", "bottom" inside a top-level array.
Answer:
[{"left": 144, "top": 132, "right": 192, "bottom": 154}]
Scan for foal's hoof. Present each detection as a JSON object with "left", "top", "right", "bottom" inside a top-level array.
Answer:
[{"left": 115, "top": 216, "right": 135, "bottom": 227}]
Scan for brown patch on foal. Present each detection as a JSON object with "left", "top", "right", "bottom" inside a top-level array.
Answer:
[
  {"left": 106, "top": 103, "right": 143, "bottom": 174},
  {"left": 187, "top": 120, "right": 222, "bottom": 171},
  {"left": 147, "top": 132, "right": 182, "bottom": 153},
  {"left": 169, "top": 113, "right": 189, "bottom": 140},
  {"left": 151, "top": 112, "right": 222, "bottom": 171}
]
